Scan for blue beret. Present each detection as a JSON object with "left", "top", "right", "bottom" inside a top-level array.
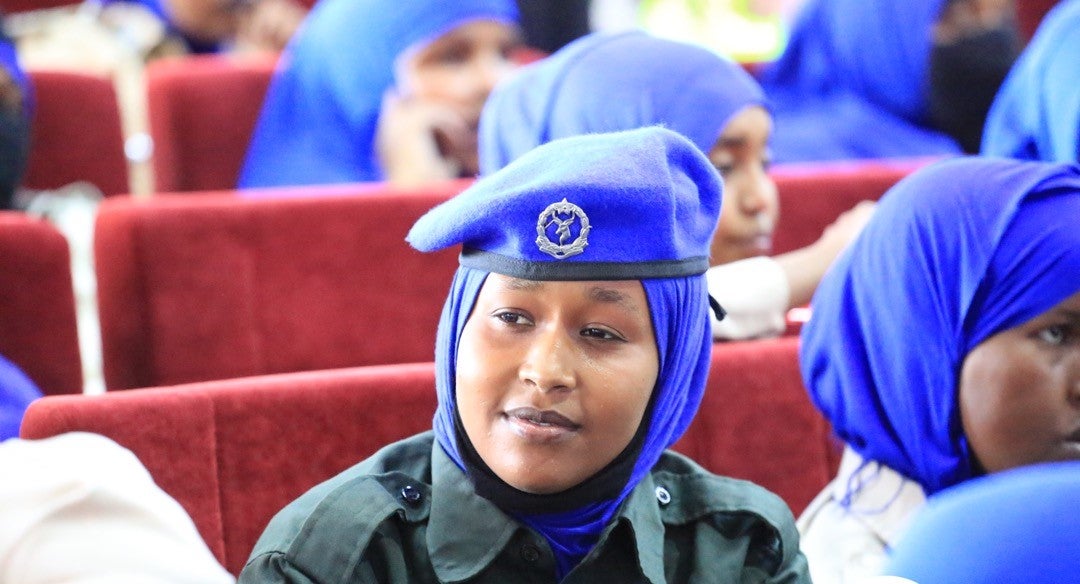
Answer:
[{"left": 407, "top": 127, "right": 723, "bottom": 280}]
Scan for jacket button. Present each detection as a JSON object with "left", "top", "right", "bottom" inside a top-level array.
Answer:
[
  {"left": 520, "top": 544, "right": 541, "bottom": 563},
  {"left": 400, "top": 485, "right": 422, "bottom": 505},
  {"left": 655, "top": 486, "right": 671, "bottom": 506}
]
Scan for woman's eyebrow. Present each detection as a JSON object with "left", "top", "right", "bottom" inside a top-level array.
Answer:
[{"left": 587, "top": 286, "right": 641, "bottom": 313}]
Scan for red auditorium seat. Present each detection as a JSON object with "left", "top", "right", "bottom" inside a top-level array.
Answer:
[
  {"left": 769, "top": 159, "right": 928, "bottom": 255},
  {"left": 1017, "top": 0, "right": 1060, "bottom": 41},
  {"left": 94, "top": 181, "right": 467, "bottom": 390},
  {"left": 1, "top": 0, "right": 75, "bottom": 13},
  {"left": 0, "top": 212, "right": 82, "bottom": 395},
  {"left": 21, "top": 338, "right": 834, "bottom": 576},
  {"left": 146, "top": 54, "right": 277, "bottom": 193},
  {"left": 23, "top": 70, "right": 129, "bottom": 197}
]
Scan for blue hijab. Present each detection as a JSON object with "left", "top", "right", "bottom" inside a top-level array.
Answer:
[
  {"left": 408, "top": 127, "right": 718, "bottom": 578},
  {"left": 479, "top": 30, "right": 765, "bottom": 175},
  {"left": 1, "top": 354, "right": 43, "bottom": 441},
  {"left": 885, "top": 461, "right": 1080, "bottom": 583},
  {"left": 239, "top": 0, "right": 519, "bottom": 188},
  {"left": 757, "top": 0, "right": 961, "bottom": 162},
  {"left": 981, "top": 0, "right": 1080, "bottom": 163},
  {"left": 800, "top": 157, "right": 1080, "bottom": 495}
]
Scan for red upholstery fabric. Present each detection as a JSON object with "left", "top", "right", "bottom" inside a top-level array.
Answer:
[
  {"left": 0, "top": 212, "right": 82, "bottom": 395},
  {"left": 1017, "top": 0, "right": 1060, "bottom": 41},
  {"left": 769, "top": 159, "right": 928, "bottom": 255},
  {"left": 21, "top": 339, "right": 833, "bottom": 576},
  {"left": 23, "top": 70, "right": 129, "bottom": 197},
  {"left": 146, "top": 55, "right": 277, "bottom": 193},
  {"left": 1, "top": 0, "right": 75, "bottom": 13},
  {"left": 20, "top": 363, "right": 439, "bottom": 576},
  {"left": 94, "top": 181, "right": 467, "bottom": 389},
  {"left": 675, "top": 336, "right": 837, "bottom": 515}
]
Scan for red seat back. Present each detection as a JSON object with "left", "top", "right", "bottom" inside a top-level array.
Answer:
[
  {"left": 2, "top": 0, "right": 75, "bottom": 13},
  {"left": 20, "top": 362, "right": 439, "bottom": 576},
  {"left": 0, "top": 212, "right": 82, "bottom": 395},
  {"left": 94, "top": 181, "right": 466, "bottom": 389},
  {"left": 675, "top": 337, "right": 838, "bottom": 515},
  {"left": 770, "top": 159, "right": 926, "bottom": 256},
  {"left": 22, "top": 70, "right": 129, "bottom": 196},
  {"left": 146, "top": 55, "right": 276, "bottom": 193}
]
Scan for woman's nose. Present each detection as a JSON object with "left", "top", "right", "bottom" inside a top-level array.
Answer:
[
  {"left": 738, "top": 169, "right": 777, "bottom": 217},
  {"left": 518, "top": 327, "right": 575, "bottom": 393}
]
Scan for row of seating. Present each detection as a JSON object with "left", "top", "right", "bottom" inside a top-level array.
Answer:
[
  {"left": 20, "top": 335, "right": 835, "bottom": 577},
  {"left": 2, "top": 162, "right": 918, "bottom": 393}
]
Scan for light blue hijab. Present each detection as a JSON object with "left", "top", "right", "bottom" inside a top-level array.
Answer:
[
  {"left": 479, "top": 30, "right": 766, "bottom": 175},
  {"left": 801, "top": 157, "right": 1080, "bottom": 495},
  {"left": 757, "top": 0, "right": 961, "bottom": 162},
  {"left": 886, "top": 461, "right": 1080, "bottom": 583},
  {"left": 981, "top": 0, "right": 1080, "bottom": 163},
  {"left": 240, "top": 0, "right": 519, "bottom": 188}
]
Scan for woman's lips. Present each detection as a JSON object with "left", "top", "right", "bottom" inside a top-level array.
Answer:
[{"left": 502, "top": 407, "right": 581, "bottom": 442}]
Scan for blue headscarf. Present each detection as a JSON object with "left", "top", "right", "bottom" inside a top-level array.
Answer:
[
  {"left": 408, "top": 127, "right": 719, "bottom": 578},
  {"left": 885, "top": 461, "right": 1080, "bottom": 583},
  {"left": 479, "top": 30, "right": 766, "bottom": 174},
  {"left": 1, "top": 354, "right": 43, "bottom": 441},
  {"left": 800, "top": 157, "right": 1080, "bottom": 495},
  {"left": 239, "top": 0, "right": 519, "bottom": 188},
  {"left": 981, "top": 0, "right": 1080, "bottom": 163},
  {"left": 757, "top": 0, "right": 961, "bottom": 162}
]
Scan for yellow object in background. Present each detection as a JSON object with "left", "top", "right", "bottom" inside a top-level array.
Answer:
[{"left": 638, "top": 0, "right": 789, "bottom": 63}]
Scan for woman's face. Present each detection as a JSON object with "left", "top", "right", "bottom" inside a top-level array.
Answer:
[
  {"left": 707, "top": 105, "right": 779, "bottom": 266},
  {"left": 456, "top": 274, "right": 659, "bottom": 494},
  {"left": 398, "top": 20, "right": 522, "bottom": 176},
  {"left": 959, "top": 290, "right": 1080, "bottom": 474}
]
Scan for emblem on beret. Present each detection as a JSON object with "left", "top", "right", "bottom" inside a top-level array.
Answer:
[{"left": 536, "top": 198, "right": 591, "bottom": 259}]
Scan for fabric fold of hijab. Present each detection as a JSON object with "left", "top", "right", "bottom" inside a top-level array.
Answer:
[
  {"left": 757, "top": 0, "right": 961, "bottom": 162},
  {"left": 981, "top": 0, "right": 1080, "bottom": 163},
  {"left": 239, "top": 0, "right": 519, "bottom": 188},
  {"left": 478, "top": 30, "right": 765, "bottom": 174},
  {"left": 800, "top": 157, "right": 1080, "bottom": 495}
]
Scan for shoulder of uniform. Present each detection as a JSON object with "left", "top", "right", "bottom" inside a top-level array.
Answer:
[
  {"left": 244, "top": 433, "right": 436, "bottom": 580},
  {"left": 651, "top": 450, "right": 801, "bottom": 575}
]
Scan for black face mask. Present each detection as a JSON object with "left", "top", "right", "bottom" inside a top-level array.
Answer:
[
  {"left": 0, "top": 105, "right": 30, "bottom": 210},
  {"left": 928, "top": 25, "right": 1020, "bottom": 153}
]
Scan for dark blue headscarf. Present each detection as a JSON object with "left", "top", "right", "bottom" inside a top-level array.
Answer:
[
  {"left": 885, "top": 461, "right": 1080, "bottom": 583},
  {"left": 758, "top": 0, "right": 961, "bottom": 162},
  {"left": 239, "top": 0, "right": 519, "bottom": 188},
  {"left": 479, "top": 30, "right": 766, "bottom": 174},
  {"left": 1, "top": 353, "right": 43, "bottom": 441},
  {"left": 981, "top": 0, "right": 1080, "bottom": 163},
  {"left": 800, "top": 157, "right": 1080, "bottom": 495},
  {"left": 409, "top": 127, "right": 719, "bottom": 578}
]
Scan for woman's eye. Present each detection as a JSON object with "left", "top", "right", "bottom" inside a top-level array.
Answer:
[
  {"left": 494, "top": 311, "right": 532, "bottom": 326},
  {"left": 581, "top": 327, "right": 624, "bottom": 342},
  {"left": 1037, "top": 325, "right": 1069, "bottom": 346}
]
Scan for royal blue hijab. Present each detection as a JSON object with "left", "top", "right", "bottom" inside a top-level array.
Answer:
[
  {"left": 409, "top": 127, "right": 719, "bottom": 578},
  {"left": 757, "top": 0, "right": 961, "bottom": 162},
  {"left": 479, "top": 30, "right": 766, "bottom": 175},
  {"left": 801, "top": 157, "right": 1080, "bottom": 495},
  {"left": 239, "top": 0, "right": 519, "bottom": 188},
  {"left": 981, "top": 0, "right": 1080, "bottom": 163},
  {"left": 1, "top": 354, "right": 43, "bottom": 441}
]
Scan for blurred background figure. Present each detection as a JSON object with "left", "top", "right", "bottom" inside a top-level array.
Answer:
[
  {"left": 0, "top": 28, "right": 30, "bottom": 211},
  {"left": 883, "top": 462, "right": 1080, "bottom": 584},
  {"left": 981, "top": 0, "right": 1080, "bottom": 162},
  {"left": 1, "top": 354, "right": 41, "bottom": 442},
  {"left": 757, "top": 0, "right": 1019, "bottom": 162},
  {"left": 238, "top": 0, "right": 522, "bottom": 188},
  {"left": 480, "top": 30, "right": 874, "bottom": 341}
]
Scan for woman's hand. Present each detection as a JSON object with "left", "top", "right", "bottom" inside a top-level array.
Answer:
[{"left": 376, "top": 89, "right": 474, "bottom": 186}]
